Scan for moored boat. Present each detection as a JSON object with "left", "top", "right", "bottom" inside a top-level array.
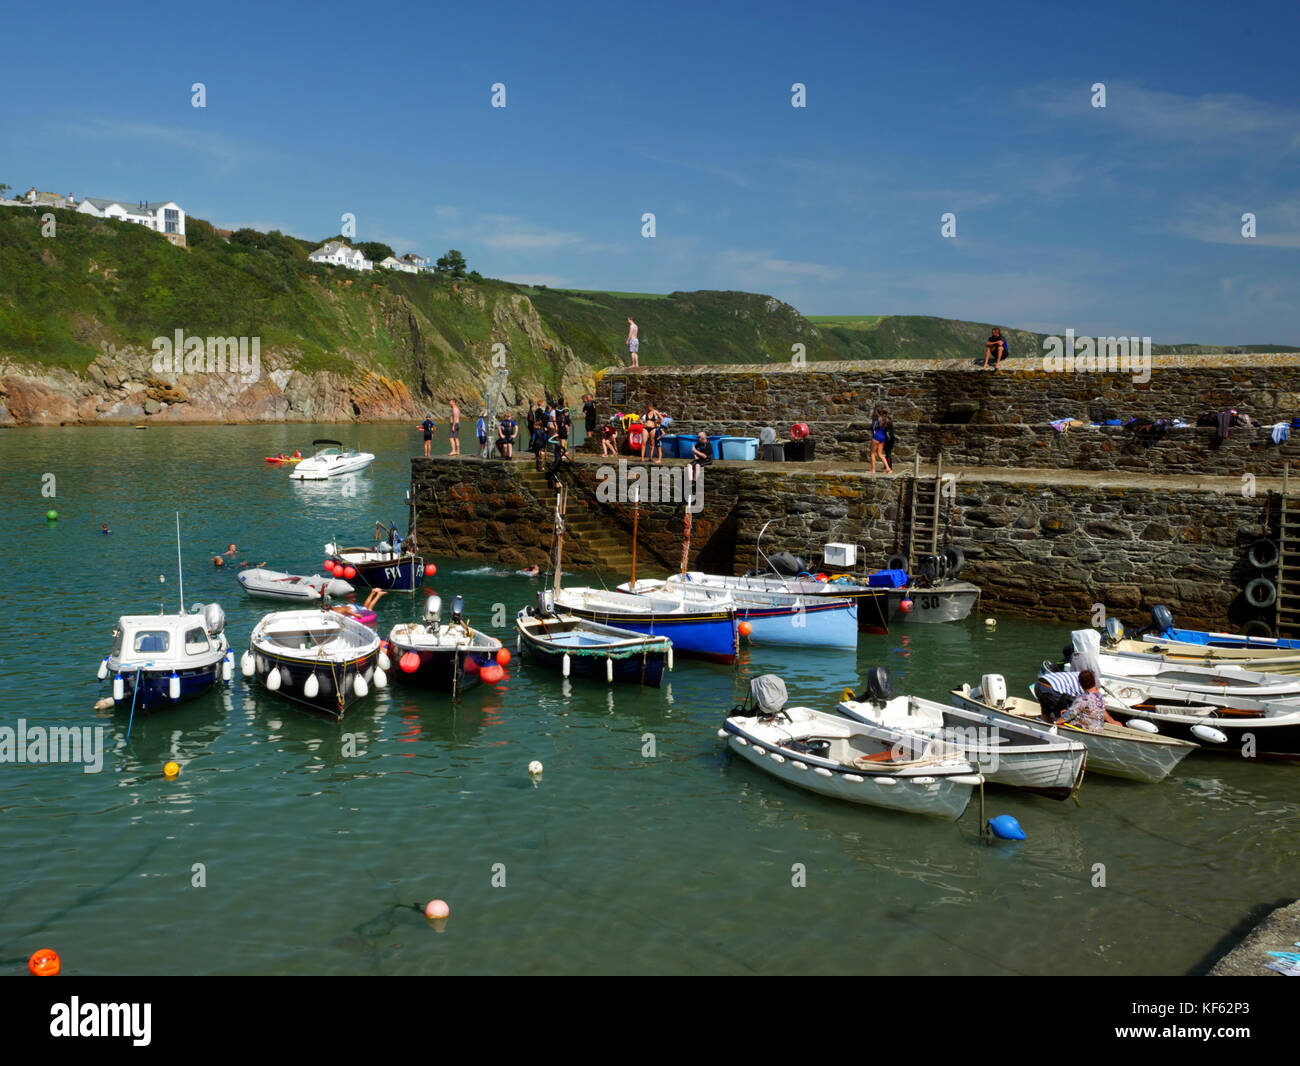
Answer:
[
  {"left": 326, "top": 530, "right": 430, "bottom": 592},
  {"left": 100, "top": 603, "right": 232, "bottom": 716},
  {"left": 837, "top": 669, "right": 1086, "bottom": 799},
  {"left": 952, "top": 675, "right": 1197, "bottom": 783},
  {"left": 243, "top": 608, "right": 384, "bottom": 719},
  {"left": 720, "top": 675, "right": 982, "bottom": 819},
  {"left": 290, "top": 439, "right": 376, "bottom": 480},
  {"left": 388, "top": 595, "right": 506, "bottom": 695},
  {"left": 237, "top": 567, "right": 354, "bottom": 602},
  {"left": 515, "top": 602, "right": 672, "bottom": 686},
  {"left": 1101, "top": 607, "right": 1300, "bottom": 674}
]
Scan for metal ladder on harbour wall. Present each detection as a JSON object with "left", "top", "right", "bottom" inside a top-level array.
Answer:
[
  {"left": 1275, "top": 463, "right": 1300, "bottom": 637},
  {"left": 905, "top": 454, "right": 945, "bottom": 568}
]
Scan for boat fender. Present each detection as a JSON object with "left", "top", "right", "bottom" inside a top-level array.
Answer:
[
  {"left": 814, "top": 767, "right": 833, "bottom": 777},
  {"left": 1190, "top": 724, "right": 1229, "bottom": 745},
  {"left": 666, "top": 646, "right": 673, "bottom": 671},
  {"left": 843, "top": 773, "right": 864, "bottom": 783},
  {"left": 373, "top": 667, "right": 388, "bottom": 689},
  {"left": 354, "top": 674, "right": 369, "bottom": 698},
  {"left": 792, "top": 760, "right": 809, "bottom": 771},
  {"left": 562, "top": 653, "right": 571, "bottom": 678},
  {"left": 910, "top": 776, "right": 936, "bottom": 785},
  {"left": 97, "top": 658, "right": 109, "bottom": 681},
  {"left": 240, "top": 651, "right": 255, "bottom": 676},
  {"left": 112, "top": 674, "right": 124, "bottom": 702},
  {"left": 885, "top": 554, "right": 908, "bottom": 572},
  {"left": 222, "top": 653, "right": 233, "bottom": 683},
  {"left": 169, "top": 673, "right": 181, "bottom": 701},
  {"left": 1245, "top": 577, "right": 1277, "bottom": 609},
  {"left": 769, "top": 752, "right": 784, "bottom": 763},
  {"left": 988, "top": 814, "right": 1025, "bottom": 840},
  {"left": 717, "top": 728, "right": 727, "bottom": 738},
  {"left": 1125, "top": 718, "right": 1158, "bottom": 734},
  {"left": 841, "top": 687, "right": 855, "bottom": 703},
  {"left": 606, "top": 657, "right": 614, "bottom": 683},
  {"left": 266, "top": 667, "right": 281, "bottom": 692},
  {"left": 516, "top": 634, "right": 522, "bottom": 654},
  {"left": 941, "top": 546, "right": 965, "bottom": 580},
  {"left": 304, "top": 674, "right": 320, "bottom": 700},
  {"left": 378, "top": 650, "right": 391, "bottom": 672},
  {"left": 1241, "top": 619, "right": 1274, "bottom": 638}
]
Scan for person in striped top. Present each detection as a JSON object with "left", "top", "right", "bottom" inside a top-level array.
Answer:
[{"left": 1034, "top": 659, "right": 1084, "bottom": 722}]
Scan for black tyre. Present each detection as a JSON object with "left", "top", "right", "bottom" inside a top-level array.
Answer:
[
  {"left": 1241, "top": 619, "right": 1274, "bottom": 638},
  {"left": 941, "top": 546, "right": 965, "bottom": 580},
  {"left": 886, "top": 554, "right": 908, "bottom": 572},
  {"left": 1245, "top": 577, "right": 1277, "bottom": 609},
  {"left": 1247, "top": 539, "right": 1279, "bottom": 570}
]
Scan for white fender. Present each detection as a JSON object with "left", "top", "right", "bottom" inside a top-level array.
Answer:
[
  {"left": 792, "top": 761, "right": 809, "bottom": 771},
  {"left": 241, "top": 651, "right": 255, "bottom": 676},
  {"left": 373, "top": 667, "right": 388, "bottom": 690},
  {"left": 169, "top": 673, "right": 181, "bottom": 701},
  {"left": 735, "top": 736, "right": 748, "bottom": 746},
  {"left": 874, "top": 777, "right": 899, "bottom": 787},
  {"left": 97, "top": 658, "right": 109, "bottom": 681},
  {"left": 378, "top": 650, "right": 391, "bottom": 672},
  {"left": 950, "top": 774, "right": 983, "bottom": 786},
  {"left": 1191, "top": 724, "right": 1229, "bottom": 745},
  {"left": 516, "top": 634, "right": 521, "bottom": 653},
  {"left": 752, "top": 746, "right": 766, "bottom": 756},
  {"left": 716, "top": 728, "right": 727, "bottom": 738},
  {"left": 814, "top": 767, "right": 833, "bottom": 777},
  {"left": 667, "top": 646, "right": 673, "bottom": 671},
  {"left": 112, "top": 674, "right": 124, "bottom": 702},
  {"left": 266, "top": 667, "right": 281, "bottom": 692},
  {"left": 769, "top": 752, "right": 784, "bottom": 763},
  {"left": 562, "top": 653, "right": 571, "bottom": 678},
  {"left": 843, "top": 773, "right": 864, "bottom": 783},
  {"left": 222, "top": 653, "right": 233, "bottom": 683},
  {"left": 1126, "top": 718, "right": 1158, "bottom": 734},
  {"left": 910, "top": 776, "right": 936, "bottom": 785},
  {"left": 303, "top": 674, "right": 320, "bottom": 700},
  {"left": 354, "top": 674, "right": 368, "bottom": 698},
  {"left": 606, "top": 657, "right": 614, "bottom": 683}
]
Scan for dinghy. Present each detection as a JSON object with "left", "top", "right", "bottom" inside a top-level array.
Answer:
[
  {"left": 721, "top": 675, "right": 982, "bottom": 819},
  {"left": 516, "top": 599, "right": 672, "bottom": 686},
  {"left": 837, "top": 668, "right": 1086, "bottom": 799},
  {"left": 243, "top": 608, "right": 384, "bottom": 719},
  {"left": 952, "top": 675, "right": 1197, "bottom": 783},
  {"left": 237, "top": 567, "right": 354, "bottom": 602},
  {"left": 1103, "top": 607, "right": 1300, "bottom": 675},
  {"left": 388, "top": 595, "right": 505, "bottom": 695},
  {"left": 290, "top": 439, "right": 376, "bottom": 480}
]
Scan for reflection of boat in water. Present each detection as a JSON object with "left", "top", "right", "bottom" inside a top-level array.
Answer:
[{"left": 721, "top": 675, "right": 982, "bottom": 819}]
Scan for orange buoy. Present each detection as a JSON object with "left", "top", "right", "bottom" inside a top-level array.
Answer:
[
  {"left": 738, "top": 620, "right": 753, "bottom": 637},
  {"left": 399, "top": 651, "right": 420, "bottom": 673},
  {"left": 480, "top": 663, "right": 505, "bottom": 684},
  {"left": 496, "top": 648, "right": 511, "bottom": 666},
  {"left": 28, "top": 949, "right": 60, "bottom": 976},
  {"left": 424, "top": 563, "right": 437, "bottom": 576}
]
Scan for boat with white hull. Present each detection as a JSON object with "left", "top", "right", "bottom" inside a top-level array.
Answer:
[
  {"left": 290, "top": 439, "right": 376, "bottom": 480},
  {"left": 237, "top": 567, "right": 354, "bottom": 602},
  {"left": 243, "top": 608, "right": 385, "bottom": 719},
  {"left": 837, "top": 670, "right": 1086, "bottom": 799},
  {"left": 951, "top": 676, "right": 1197, "bottom": 783},
  {"left": 721, "top": 675, "right": 982, "bottom": 819},
  {"left": 1098, "top": 607, "right": 1300, "bottom": 674}
]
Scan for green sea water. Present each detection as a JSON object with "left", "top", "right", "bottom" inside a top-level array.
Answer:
[{"left": 0, "top": 424, "right": 1295, "bottom": 975}]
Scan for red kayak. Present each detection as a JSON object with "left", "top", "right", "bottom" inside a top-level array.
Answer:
[{"left": 265, "top": 455, "right": 304, "bottom": 464}]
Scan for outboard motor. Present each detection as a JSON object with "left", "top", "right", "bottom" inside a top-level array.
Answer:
[
  {"left": 424, "top": 595, "right": 442, "bottom": 625},
  {"left": 1151, "top": 604, "right": 1174, "bottom": 636},
  {"left": 748, "top": 674, "right": 789, "bottom": 718},
  {"left": 450, "top": 595, "right": 465, "bottom": 624},
  {"left": 1102, "top": 617, "right": 1125, "bottom": 645},
  {"left": 863, "top": 666, "right": 892, "bottom": 705},
  {"left": 203, "top": 603, "right": 226, "bottom": 636},
  {"left": 536, "top": 590, "right": 556, "bottom": 617},
  {"left": 980, "top": 673, "right": 1007, "bottom": 707}
]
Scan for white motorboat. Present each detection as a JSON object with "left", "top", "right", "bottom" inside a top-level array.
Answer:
[
  {"left": 100, "top": 602, "right": 232, "bottom": 715},
  {"left": 237, "top": 567, "right": 354, "bottom": 602},
  {"left": 952, "top": 675, "right": 1197, "bottom": 783},
  {"left": 290, "top": 439, "right": 376, "bottom": 480},
  {"left": 721, "top": 675, "right": 982, "bottom": 819},
  {"left": 837, "top": 669, "right": 1086, "bottom": 798},
  {"left": 242, "top": 608, "right": 385, "bottom": 719}
]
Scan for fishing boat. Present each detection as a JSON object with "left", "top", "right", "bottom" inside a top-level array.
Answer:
[
  {"left": 237, "top": 567, "right": 354, "bottom": 602},
  {"left": 837, "top": 669, "right": 1087, "bottom": 799},
  {"left": 388, "top": 595, "right": 506, "bottom": 695},
  {"left": 720, "top": 675, "right": 982, "bottom": 819},
  {"left": 326, "top": 526, "right": 430, "bottom": 592},
  {"left": 625, "top": 575, "right": 858, "bottom": 650},
  {"left": 1102, "top": 607, "right": 1300, "bottom": 674},
  {"left": 951, "top": 675, "right": 1198, "bottom": 783},
  {"left": 549, "top": 483, "right": 738, "bottom": 663},
  {"left": 242, "top": 608, "right": 385, "bottom": 719},
  {"left": 515, "top": 600, "right": 672, "bottom": 686},
  {"left": 290, "top": 439, "right": 376, "bottom": 480},
  {"left": 97, "top": 514, "right": 232, "bottom": 724}
]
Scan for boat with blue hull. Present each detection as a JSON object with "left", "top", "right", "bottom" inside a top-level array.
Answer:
[
  {"left": 388, "top": 596, "right": 505, "bottom": 696},
  {"left": 1102, "top": 606, "right": 1300, "bottom": 674},
  {"left": 100, "top": 603, "right": 232, "bottom": 715},
  {"left": 326, "top": 532, "right": 428, "bottom": 592},
  {"left": 555, "top": 587, "right": 737, "bottom": 663},
  {"left": 516, "top": 604, "right": 672, "bottom": 686},
  {"left": 625, "top": 576, "right": 857, "bottom": 650}
]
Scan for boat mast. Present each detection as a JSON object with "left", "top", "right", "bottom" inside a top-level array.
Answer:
[
  {"left": 552, "top": 484, "right": 566, "bottom": 599},
  {"left": 630, "top": 485, "right": 639, "bottom": 590},
  {"left": 681, "top": 506, "right": 691, "bottom": 579},
  {"left": 175, "top": 511, "right": 185, "bottom": 613}
]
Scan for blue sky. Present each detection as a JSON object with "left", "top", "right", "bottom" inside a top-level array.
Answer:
[{"left": 2, "top": 0, "right": 1298, "bottom": 343}]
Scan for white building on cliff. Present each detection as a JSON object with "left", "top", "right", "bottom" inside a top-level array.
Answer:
[
  {"left": 76, "top": 197, "right": 187, "bottom": 246},
  {"left": 309, "top": 241, "right": 373, "bottom": 271}
]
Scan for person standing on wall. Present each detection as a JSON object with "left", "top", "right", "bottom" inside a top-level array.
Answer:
[
  {"left": 626, "top": 317, "right": 639, "bottom": 367},
  {"left": 583, "top": 393, "right": 597, "bottom": 450},
  {"left": 448, "top": 399, "right": 461, "bottom": 456},
  {"left": 418, "top": 413, "right": 436, "bottom": 457}
]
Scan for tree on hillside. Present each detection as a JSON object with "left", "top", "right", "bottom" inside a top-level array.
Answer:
[
  {"left": 357, "top": 241, "right": 395, "bottom": 264},
  {"left": 435, "top": 249, "right": 468, "bottom": 279},
  {"left": 0, "top": 183, "right": 10, "bottom": 201}
]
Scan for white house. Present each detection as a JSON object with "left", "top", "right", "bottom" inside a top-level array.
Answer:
[
  {"left": 77, "top": 197, "right": 187, "bottom": 246},
  {"left": 378, "top": 255, "right": 420, "bottom": 274},
  {"left": 308, "top": 240, "right": 373, "bottom": 271}
]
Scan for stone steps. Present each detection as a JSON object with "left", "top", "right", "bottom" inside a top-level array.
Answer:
[{"left": 516, "top": 465, "right": 637, "bottom": 572}]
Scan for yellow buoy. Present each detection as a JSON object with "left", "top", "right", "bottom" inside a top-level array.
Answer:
[{"left": 164, "top": 761, "right": 180, "bottom": 779}]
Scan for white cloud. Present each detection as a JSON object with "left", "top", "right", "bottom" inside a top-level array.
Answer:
[{"left": 718, "top": 249, "right": 840, "bottom": 283}]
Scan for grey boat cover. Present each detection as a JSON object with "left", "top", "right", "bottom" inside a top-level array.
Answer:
[
  {"left": 1070, "top": 628, "right": 1102, "bottom": 677},
  {"left": 751, "top": 674, "right": 788, "bottom": 715}
]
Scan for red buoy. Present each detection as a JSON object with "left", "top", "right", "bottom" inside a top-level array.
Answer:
[
  {"left": 900, "top": 598, "right": 914, "bottom": 613},
  {"left": 343, "top": 566, "right": 357, "bottom": 580},
  {"left": 424, "top": 563, "right": 437, "bottom": 576},
  {"left": 480, "top": 663, "right": 505, "bottom": 684},
  {"left": 399, "top": 651, "right": 420, "bottom": 673},
  {"left": 28, "top": 949, "right": 60, "bottom": 977},
  {"left": 324, "top": 560, "right": 335, "bottom": 573},
  {"left": 738, "top": 620, "right": 753, "bottom": 637}
]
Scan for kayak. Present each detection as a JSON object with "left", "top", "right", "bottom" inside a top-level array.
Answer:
[{"left": 265, "top": 455, "right": 304, "bottom": 464}]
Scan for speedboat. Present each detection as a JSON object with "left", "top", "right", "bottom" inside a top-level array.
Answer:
[
  {"left": 99, "top": 602, "right": 232, "bottom": 715},
  {"left": 515, "top": 599, "right": 672, "bottom": 686},
  {"left": 720, "top": 675, "right": 982, "bottom": 819},
  {"left": 622, "top": 575, "right": 857, "bottom": 650},
  {"left": 242, "top": 608, "right": 385, "bottom": 719},
  {"left": 838, "top": 668, "right": 1086, "bottom": 799},
  {"left": 237, "top": 567, "right": 354, "bottom": 602},
  {"left": 952, "top": 675, "right": 1198, "bottom": 783},
  {"left": 290, "top": 439, "right": 376, "bottom": 480},
  {"left": 389, "top": 595, "right": 506, "bottom": 695}
]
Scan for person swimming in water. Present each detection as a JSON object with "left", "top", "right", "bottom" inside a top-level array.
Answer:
[
  {"left": 520, "top": 564, "right": 540, "bottom": 576},
  {"left": 101, "top": 524, "right": 111, "bottom": 535}
]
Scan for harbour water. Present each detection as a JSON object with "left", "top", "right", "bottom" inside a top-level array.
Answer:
[{"left": 1, "top": 425, "right": 1295, "bottom": 975}]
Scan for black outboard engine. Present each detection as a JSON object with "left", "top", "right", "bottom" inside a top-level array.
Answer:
[
  {"left": 450, "top": 594, "right": 465, "bottom": 624},
  {"left": 1151, "top": 604, "right": 1174, "bottom": 636},
  {"left": 863, "top": 666, "right": 892, "bottom": 705}
]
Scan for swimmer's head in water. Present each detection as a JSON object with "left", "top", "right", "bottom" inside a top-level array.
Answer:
[{"left": 213, "top": 556, "right": 224, "bottom": 567}]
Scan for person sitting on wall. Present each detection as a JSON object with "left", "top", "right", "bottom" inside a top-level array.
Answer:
[
  {"left": 600, "top": 422, "right": 617, "bottom": 457},
  {"left": 982, "top": 327, "right": 1008, "bottom": 370}
]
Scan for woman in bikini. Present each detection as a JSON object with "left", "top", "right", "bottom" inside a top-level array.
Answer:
[{"left": 870, "top": 406, "right": 893, "bottom": 474}]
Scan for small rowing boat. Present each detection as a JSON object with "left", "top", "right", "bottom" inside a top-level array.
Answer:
[{"left": 515, "top": 601, "right": 671, "bottom": 686}]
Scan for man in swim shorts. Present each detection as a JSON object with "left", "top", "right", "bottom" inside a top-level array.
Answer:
[{"left": 626, "top": 317, "right": 639, "bottom": 367}]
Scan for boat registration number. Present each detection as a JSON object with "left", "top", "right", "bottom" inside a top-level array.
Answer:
[{"left": 383, "top": 565, "right": 405, "bottom": 581}]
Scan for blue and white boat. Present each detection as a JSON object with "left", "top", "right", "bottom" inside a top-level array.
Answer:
[
  {"left": 515, "top": 601, "right": 672, "bottom": 686},
  {"left": 325, "top": 528, "right": 429, "bottom": 592},
  {"left": 1103, "top": 607, "right": 1300, "bottom": 675},
  {"left": 623, "top": 575, "right": 857, "bottom": 651},
  {"left": 554, "top": 586, "right": 737, "bottom": 663},
  {"left": 99, "top": 603, "right": 232, "bottom": 716}
]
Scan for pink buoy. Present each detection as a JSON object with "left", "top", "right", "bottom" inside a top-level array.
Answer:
[{"left": 424, "top": 899, "right": 450, "bottom": 920}]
